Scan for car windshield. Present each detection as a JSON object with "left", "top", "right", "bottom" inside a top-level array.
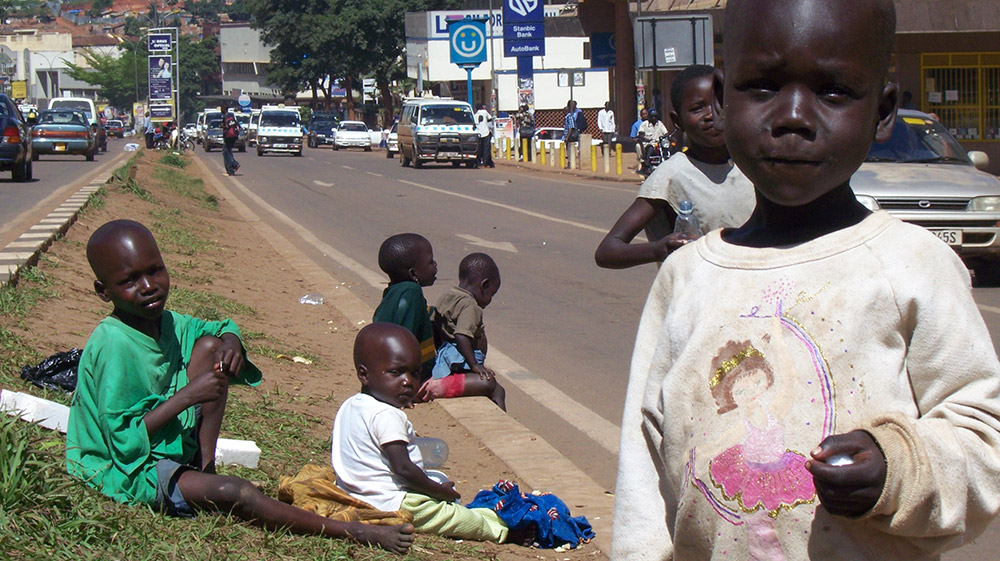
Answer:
[
  {"left": 39, "top": 110, "right": 86, "bottom": 125},
  {"left": 237, "top": 114, "right": 251, "bottom": 125},
  {"left": 107, "top": 120, "right": 122, "bottom": 127},
  {"left": 866, "top": 115, "right": 971, "bottom": 164},
  {"left": 536, "top": 129, "right": 564, "bottom": 140},
  {"left": 341, "top": 123, "right": 367, "bottom": 132},
  {"left": 313, "top": 120, "right": 336, "bottom": 129},
  {"left": 418, "top": 106, "right": 474, "bottom": 126},
  {"left": 208, "top": 119, "right": 223, "bottom": 129},
  {"left": 50, "top": 100, "right": 93, "bottom": 118},
  {"left": 261, "top": 113, "right": 300, "bottom": 127}
]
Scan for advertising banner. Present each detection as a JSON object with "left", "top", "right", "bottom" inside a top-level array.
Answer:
[{"left": 148, "top": 55, "right": 172, "bottom": 101}]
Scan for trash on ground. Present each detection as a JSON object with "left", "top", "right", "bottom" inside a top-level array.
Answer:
[
  {"left": 298, "top": 293, "right": 324, "bottom": 305},
  {"left": 124, "top": 143, "right": 140, "bottom": 151},
  {"left": 20, "top": 348, "right": 81, "bottom": 392},
  {"left": 275, "top": 354, "right": 313, "bottom": 365},
  {"left": 1, "top": 389, "right": 70, "bottom": 432}
]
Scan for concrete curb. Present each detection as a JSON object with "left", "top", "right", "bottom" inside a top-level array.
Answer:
[
  {"left": 0, "top": 180, "right": 105, "bottom": 286},
  {"left": 191, "top": 154, "right": 614, "bottom": 558},
  {"left": 492, "top": 151, "right": 643, "bottom": 185}
]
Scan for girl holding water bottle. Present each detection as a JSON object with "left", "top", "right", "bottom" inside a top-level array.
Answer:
[{"left": 595, "top": 65, "right": 756, "bottom": 269}]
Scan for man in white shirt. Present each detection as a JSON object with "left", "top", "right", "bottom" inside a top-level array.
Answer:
[
  {"left": 475, "top": 104, "right": 494, "bottom": 168},
  {"left": 597, "top": 101, "right": 616, "bottom": 145},
  {"left": 637, "top": 111, "right": 669, "bottom": 174}
]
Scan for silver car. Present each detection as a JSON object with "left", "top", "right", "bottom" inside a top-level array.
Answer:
[{"left": 852, "top": 110, "right": 1000, "bottom": 262}]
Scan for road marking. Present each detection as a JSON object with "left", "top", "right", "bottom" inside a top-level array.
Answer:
[
  {"left": 477, "top": 179, "right": 509, "bottom": 186},
  {"left": 202, "top": 159, "right": 620, "bottom": 456},
  {"left": 313, "top": 180, "right": 334, "bottom": 187},
  {"left": 456, "top": 233, "right": 517, "bottom": 253},
  {"left": 341, "top": 165, "right": 355, "bottom": 170},
  {"left": 397, "top": 179, "right": 607, "bottom": 233},
  {"left": 979, "top": 304, "right": 1000, "bottom": 315},
  {"left": 365, "top": 172, "right": 384, "bottom": 177}
]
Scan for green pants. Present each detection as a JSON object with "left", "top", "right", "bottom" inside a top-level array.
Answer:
[{"left": 401, "top": 492, "right": 508, "bottom": 543}]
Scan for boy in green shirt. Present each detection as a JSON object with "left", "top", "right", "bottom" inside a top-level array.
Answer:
[
  {"left": 67, "top": 219, "right": 413, "bottom": 553},
  {"left": 372, "top": 233, "right": 438, "bottom": 379}
]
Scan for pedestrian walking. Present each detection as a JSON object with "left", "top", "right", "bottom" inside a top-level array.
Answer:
[
  {"left": 475, "top": 104, "right": 494, "bottom": 168},
  {"left": 220, "top": 104, "right": 240, "bottom": 176},
  {"left": 598, "top": 101, "right": 616, "bottom": 146},
  {"left": 562, "top": 100, "right": 585, "bottom": 168},
  {"left": 144, "top": 112, "right": 154, "bottom": 149},
  {"left": 514, "top": 104, "right": 535, "bottom": 161}
]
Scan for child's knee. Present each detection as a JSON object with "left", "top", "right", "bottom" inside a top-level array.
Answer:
[
  {"left": 212, "top": 476, "right": 260, "bottom": 508},
  {"left": 191, "top": 336, "right": 223, "bottom": 360}
]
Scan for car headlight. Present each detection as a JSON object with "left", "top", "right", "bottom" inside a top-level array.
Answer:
[
  {"left": 968, "top": 196, "right": 1000, "bottom": 211},
  {"left": 416, "top": 134, "right": 433, "bottom": 143},
  {"left": 259, "top": 137, "right": 267, "bottom": 144},
  {"left": 855, "top": 195, "right": 880, "bottom": 211}
]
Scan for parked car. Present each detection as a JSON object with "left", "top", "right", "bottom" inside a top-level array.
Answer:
[
  {"left": 47, "top": 97, "right": 106, "bottom": 152},
  {"left": 308, "top": 119, "right": 338, "bottom": 148},
  {"left": 333, "top": 121, "right": 372, "bottom": 151},
  {"left": 105, "top": 119, "right": 125, "bottom": 138},
  {"left": 203, "top": 118, "right": 224, "bottom": 152},
  {"left": 30, "top": 109, "right": 96, "bottom": 161},
  {"left": 851, "top": 109, "right": 1000, "bottom": 268},
  {"left": 534, "top": 127, "right": 565, "bottom": 151},
  {"left": 0, "top": 94, "right": 33, "bottom": 181},
  {"left": 386, "top": 122, "right": 398, "bottom": 158}
]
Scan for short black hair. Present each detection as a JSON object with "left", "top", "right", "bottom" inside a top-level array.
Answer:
[
  {"left": 724, "top": 0, "right": 896, "bottom": 74},
  {"left": 670, "top": 64, "right": 716, "bottom": 116},
  {"left": 378, "top": 233, "right": 430, "bottom": 281},
  {"left": 458, "top": 253, "right": 499, "bottom": 284}
]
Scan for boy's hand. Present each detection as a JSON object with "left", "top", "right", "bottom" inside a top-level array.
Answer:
[
  {"left": 806, "top": 430, "right": 887, "bottom": 517},
  {"left": 216, "top": 333, "right": 245, "bottom": 377},
  {"left": 437, "top": 480, "right": 461, "bottom": 502},
  {"left": 656, "top": 232, "right": 698, "bottom": 260},
  {"left": 470, "top": 364, "right": 496, "bottom": 381},
  {"left": 181, "top": 363, "right": 228, "bottom": 406}
]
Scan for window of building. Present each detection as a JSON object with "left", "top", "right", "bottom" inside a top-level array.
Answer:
[
  {"left": 922, "top": 52, "right": 1000, "bottom": 141},
  {"left": 223, "top": 62, "right": 256, "bottom": 76}
]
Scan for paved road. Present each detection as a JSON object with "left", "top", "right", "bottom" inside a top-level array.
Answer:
[
  {"left": 189, "top": 144, "right": 1000, "bottom": 559},
  {"left": 0, "top": 137, "right": 130, "bottom": 250}
]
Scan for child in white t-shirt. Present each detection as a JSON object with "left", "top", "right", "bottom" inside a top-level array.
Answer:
[{"left": 332, "top": 322, "right": 526, "bottom": 543}]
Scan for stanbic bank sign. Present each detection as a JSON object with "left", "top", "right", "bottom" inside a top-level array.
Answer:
[{"left": 413, "top": 6, "right": 563, "bottom": 40}]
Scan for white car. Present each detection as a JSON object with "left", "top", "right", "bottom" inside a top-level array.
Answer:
[
  {"left": 333, "top": 121, "right": 372, "bottom": 151},
  {"left": 182, "top": 123, "right": 197, "bottom": 138},
  {"left": 386, "top": 122, "right": 398, "bottom": 158}
]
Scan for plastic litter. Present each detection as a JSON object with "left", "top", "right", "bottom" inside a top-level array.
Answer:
[
  {"left": 415, "top": 436, "right": 449, "bottom": 468},
  {"left": 298, "top": 293, "right": 324, "bottom": 305},
  {"left": 123, "top": 143, "right": 140, "bottom": 151},
  {"left": 20, "top": 348, "right": 81, "bottom": 393}
]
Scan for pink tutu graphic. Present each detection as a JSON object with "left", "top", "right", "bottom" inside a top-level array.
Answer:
[{"left": 709, "top": 444, "right": 815, "bottom": 515}]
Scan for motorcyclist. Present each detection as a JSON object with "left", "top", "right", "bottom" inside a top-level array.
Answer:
[{"left": 637, "top": 110, "right": 669, "bottom": 173}]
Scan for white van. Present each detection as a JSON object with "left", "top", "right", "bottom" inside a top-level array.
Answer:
[
  {"left": 397, "top": 98, "right": 478, "bottom": 168},
  {"left": 246, "top": 108, "right": 262, "bottom": 146},
  {"left": 195, "top": 110, "right": 206, "bottom": 144},
  {"left": 256, "top": 106, "right": 303, "bottom": 156},
  {"left": 48, "top": 97, "right": 106, "bottom": 152}
]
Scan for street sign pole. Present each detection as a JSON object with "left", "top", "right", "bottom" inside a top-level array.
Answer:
[
  {"left": 448, "top": 20, "right": 488, "bottom": 106},
  {"left": 466, "top": 66, "right": 474, "bottom": 106}
]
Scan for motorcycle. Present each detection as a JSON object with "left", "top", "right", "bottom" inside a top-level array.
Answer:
[{"left": 638, "top": 130, "right": 682, "bottom": 177}]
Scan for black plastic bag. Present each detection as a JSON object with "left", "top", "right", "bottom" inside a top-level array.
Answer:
[{"left": 20, "top": 348, "right": 82, "bottom": 393}]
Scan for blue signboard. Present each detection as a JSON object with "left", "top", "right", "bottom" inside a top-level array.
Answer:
[
  {"left": 503, "top": 0, "right": 544, "bottom": 57},
  {"left": 590, "top": 33, "right": 617, "bottom": 67},
  {"left": 503, "top": 0, "right": 544, "bottom": 23},
  {"left": 448, "top": 20, "right": 488, "bottom": 66},
  {"left": 503, "top": 21, "right": 543, "bottom": 40},
  {"left": 148, "top": 33, "right": 171, "bottom": 52}
]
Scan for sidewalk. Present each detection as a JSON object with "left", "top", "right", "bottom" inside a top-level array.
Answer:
[{"left": 492, "top": 139, "right": 645, "bottom": 185}]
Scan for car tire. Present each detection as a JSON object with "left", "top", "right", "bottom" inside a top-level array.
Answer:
[
  {"left": 86, "top": 150, "right": 95, "bottom": 162},
  {"left": 413, "top": 156, "right": 423, "bottom": 169},
  {"left": 452, "top": 161, "right": 461, "bottom": 167},
  {"left": 239, "top": 144, "right": 246, "bottom": 153},
  {"left": 25, "top": 158, "right": 32, "bottom": 181},
  {"left": 400, "top": 149, "right": 410, "bottom": 167},
  {"left": 364, "top": 146, "right": 372, "bottom": 152},
  {"left": 12, "top": 158, "right": 30, "bottom": 182},
  {"left": 31, "top": 151, "right": 38, "bottom": 161},
  {"left": 257, "top": 146, "right": 264, "bottom": 157},
  {"left": 386, "top": 149, "right": 393, "bottom": 159},
  {"left": 204, "top": 144, "right": 210, "bottom": 152},
  {"left": 332, "top": 144, "right": 339, "bottom": 151},
  {"left": 294, "top": 150, "right": 302, "bottom": 157},
  {"left": 465, "top": 161, "right": 476, "bottom": 168}
]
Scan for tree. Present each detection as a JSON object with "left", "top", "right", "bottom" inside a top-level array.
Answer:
[{"left": 87, "top": 0, "right": 113, "bottom": 19}]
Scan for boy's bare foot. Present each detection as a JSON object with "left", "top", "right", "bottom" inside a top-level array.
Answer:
[
  {"left": 347, "top": 522, "right": 414, "bottom": 554},
  {"left": 506, "top": 522, "right": 537, "bottom": 546}
]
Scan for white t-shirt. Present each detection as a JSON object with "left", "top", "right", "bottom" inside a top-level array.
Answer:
[
  {"left": 475, "top": 109, "right": 492, "bottom": 137},
  {"left": 331, "top": 393, "right": 424, "bottom": 511}
]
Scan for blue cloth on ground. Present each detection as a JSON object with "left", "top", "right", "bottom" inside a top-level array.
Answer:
[
  {"left": 466, "top": 480, "right": 595, "bottom": 549},
  {"left": 432, "top": 342, "right": 485, "bottom": 379}
]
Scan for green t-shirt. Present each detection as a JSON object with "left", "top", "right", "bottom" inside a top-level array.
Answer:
[
  {"left": 372, "top": 281, "right": 436, "bottom": 377},
  {"left": 66, "top": 311, "right": 262, "bottom": 505}
]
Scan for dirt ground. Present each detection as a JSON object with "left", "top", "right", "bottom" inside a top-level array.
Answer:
[{"left": 8, "top": 150, "right": 601, "bottom": 561}]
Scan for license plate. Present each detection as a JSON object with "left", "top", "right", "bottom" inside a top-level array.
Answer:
[
  {"left": 274, "top": 143, "right": 287, "bottom": 148},
  {"left": 54, "top": 143, "right": 66, "bottom": 151},
  {"left": 930, "top": 229, "right": 962, "bottom": 245}
]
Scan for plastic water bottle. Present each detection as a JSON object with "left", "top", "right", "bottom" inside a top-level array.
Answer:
[
  {"left": 415, "top": 436, "right": 449, "bottom": 468},
  {"left": 674, "top": 200, "right": 702, "bottom": 237}
]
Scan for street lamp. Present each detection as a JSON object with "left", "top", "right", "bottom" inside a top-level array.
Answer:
[{"left": 32, "top": 51, "right": 67, "bottom": 99}]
